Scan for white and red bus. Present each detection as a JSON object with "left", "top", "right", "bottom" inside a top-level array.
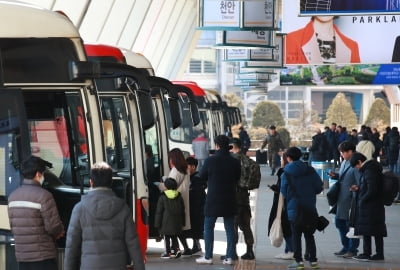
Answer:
[{"left": 0, "top": 3, "right": 153, "bottom": 268}]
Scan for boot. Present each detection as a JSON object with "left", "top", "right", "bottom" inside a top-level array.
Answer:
[
  {"left": 241, "top": 245, "right": 255, "bottom": 260},
  {"left": 191, "top": 239, "right": 202, "bottom": 255}
]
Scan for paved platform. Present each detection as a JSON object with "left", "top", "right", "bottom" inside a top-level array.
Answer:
[{"left": 145, "top": 165, "right": 400, "bottom": 270}]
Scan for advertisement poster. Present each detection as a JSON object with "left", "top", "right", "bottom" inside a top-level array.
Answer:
[
  {"left": 283, "top": 0, "right": 400, "bottom": 65},
  {"left": 280, "top": 64, "right": 400, "bottom": 85},
  {"left": 299, "top": 0, "right": 400, "bottom": 16}
]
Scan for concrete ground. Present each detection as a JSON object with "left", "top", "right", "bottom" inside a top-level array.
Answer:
[{"left": 145, "top": 165, "right": 400, "bottom": 270}]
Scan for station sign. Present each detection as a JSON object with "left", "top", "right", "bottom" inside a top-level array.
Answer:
[{"left": 199, "top": 0, "right": 280, "bottom": 30}]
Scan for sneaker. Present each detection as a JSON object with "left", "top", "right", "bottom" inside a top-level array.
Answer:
[
  {"left": 220, "top": 255, "right": 238, "bottom": 260},
  {"left": 310, "top": 262, "right": 319, "bottom": 269},
  {"left": 222, "top": 258, "right": 233, "bottom": 265},
  {"left": 369, "top": 254, "right": 384, "bottom": 261},
  {"left": 274, "top": 253, "right": 285, "bottom": 259},
  {"left": 172, "top": 250, "right": 182, "bottom": 259},
  {"left": 281, "top": 252, "right": 294, "bottom": 260},
  {"left": 181, "top": 249, "right": 192, "bottom": 257},
  {"left": 353, "top": 253, "right": 370, "bottom": 261},
  {"left": 196, "top": 256, "right": 213, "bottom": 264},
  {"left": 241, "top": 251, "right": 255, "bottom": 260},
  {"left": 334, "top": 250, "right": 346, "bottom": 257},
  {"left": 160, "top": 253, "right": 171, "bottom": 259},
  {"left": 191, "top": 247, "right": 202, "bottom": 256},
  {"left": 287, "top": 262, "right": 305, "bottom": 269},
  {"left": 342, "top": 252, "right": 356, "bottom": 259}
]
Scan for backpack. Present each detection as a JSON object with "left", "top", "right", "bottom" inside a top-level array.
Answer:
[
  {"left": 238, "top": 155, "right": 261, "bottom": 190},
  {"left": 382, "top": 170, "right": 399, "bottom": 206}
]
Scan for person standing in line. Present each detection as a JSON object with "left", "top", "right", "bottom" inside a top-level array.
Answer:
[
  {"left": 387, "top": 126, "right": 400, "bottom": 175},
  {"left": 196, "top": 135, "right": 241, "bottom": 265},
  {"left": 192, "top": 130, "right": 209, "bottom": 171},
  {"left": 327, "top": 142, "right": 360, "bottom": 259},
  {"left": 230, "top": 138, "right": 255, "bottom": 260},
  {"left": 239, "top": 126, "right": 251, "bottom": 155},
  {"left": 261, "top": 125, "right": 285, "bottom": 176},
  {"left": 186, "top": 157, "right": 207, "bottom": 255},
  {"left": 280, "top": 147, "right": 323, "bottom": 269},
  {"left": 350, "top": 153, "right": 387, "bottom": 261},
  {"left": 155, "top": 178, "right": 185, "bottom": 259},
  {"left": 356, "top": 132, "right": 375, "bottom": 161},
  {"left": 325, "top": 122, "right": 340, "bottom": 167},
  {"left": 309, "top": 128, "right": 328, "bottom": 164},
  {"left": 64, "top": 162, "right": 145, "bottom": 270},
  {"left": 158, "top": 148, "right": 192, "bottom": 257},
  {"left": 347, "top": 129, "right": 359, "bottom": 147},
  {"left": 8, "top": 156, "right": 65, "bottom": 270},
  {"left": 268, "top": 152, "right": 294, "bottom": 260}
]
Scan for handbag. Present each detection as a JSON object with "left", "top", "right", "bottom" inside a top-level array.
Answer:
[
  {"left": 269, "top": 194, "right": 284, "bottom": 247},
  {"left": 316, "top": 215, "right": 329, "bottom": 232},
  {"left": 326, "top": 181, "right": 340, "bottom": 206}
]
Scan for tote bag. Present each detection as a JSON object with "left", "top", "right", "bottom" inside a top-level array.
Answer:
[{"left": 269, "top": 194, "right": 284, "bottom": 247}]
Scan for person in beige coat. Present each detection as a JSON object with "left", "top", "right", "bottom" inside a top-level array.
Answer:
[{"left": 159, "top": 148, "right": 191, "bottom": 257}]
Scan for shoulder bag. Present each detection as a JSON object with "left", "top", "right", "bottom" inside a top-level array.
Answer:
[{"left": 269, "top": 194, "right": 284, "bottom": 247}]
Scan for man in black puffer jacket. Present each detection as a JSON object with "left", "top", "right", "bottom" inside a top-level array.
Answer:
[{"left": 64, "top": 162, "right": 145, "bottom": 270}]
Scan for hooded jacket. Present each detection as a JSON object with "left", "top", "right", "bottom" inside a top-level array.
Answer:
[
  {"left": 64, "top": 188, "right": 144, "bottom": 270},
  {"left": 280, "top": 160, "right": 323, "bottom": 221},
  {"left": 154, "top": 189, "right": 185, "bottom": 235}
]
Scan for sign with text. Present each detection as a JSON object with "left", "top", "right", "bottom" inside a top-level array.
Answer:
[
  {"left": 216, "top": 30, "right": 274, "bottom": 47},
  {"left": 200, "top": 0, "right": 279, "bottom": 29}
]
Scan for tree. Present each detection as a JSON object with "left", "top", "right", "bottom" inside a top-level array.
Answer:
[
  {"left": 223, "top": 93, "right": 243, "bottom": 108},
  {"left": 324, "top": 92, "right": 358, "bottom": 129},
  {"left": 364, "top": 98, "right": 390, "bottom": 133},
  {"left": 251, "top": 101, "right": 285, "bottom": 128}
]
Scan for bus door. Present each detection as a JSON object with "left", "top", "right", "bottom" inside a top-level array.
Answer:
[
  {"left": 146, "top": 76, "right": 183, "bottom": 238},
  {"left": 74, "top": 61, "right": 155, "bottom": 258}
]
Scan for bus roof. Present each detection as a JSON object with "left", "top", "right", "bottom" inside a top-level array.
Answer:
[
  {"left": 121, "top": 49, "right": 155, "bottom": 76},
  {"left": 84, "top": 44, "right": 126, "bottom": 63},
  {"left": 172, "top": 81, "right": 206, "bottom": 97},
  {"left": 0, "top": 1, "right": 80, "bottom": 38}
]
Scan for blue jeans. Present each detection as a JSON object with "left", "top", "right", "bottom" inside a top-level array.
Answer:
[
  {"left": 284, "top": 235, "right": 294, "bottom": 253},
  {"left": 335, "top": 217, "right": 359, "bottom": 253},
  {"left": 204, "top": 216, "right": 236, "bottom": 259}
]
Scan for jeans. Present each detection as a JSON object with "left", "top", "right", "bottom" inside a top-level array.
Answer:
[
  {"left": 204, "top": 216, "right": 236, "bottom": 259},
  {"left": 335, "top": 217, "right": 359, "bottom": 253},
  {"left": 291, "top": 222, "right": 317, "bottom": 263},
  {"left": 284, "top": 235, "right": 294, "bottom": 253}
]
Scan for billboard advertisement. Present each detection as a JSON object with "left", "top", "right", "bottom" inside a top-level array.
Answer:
[
  {"left": 299, "top": 0, "right": 400, "bottom": 16},
  {"left": 283, "top": 1, "right": 400, "bottom": 65},
  {"left": 280, "top": 64, "right": 400, "bottom": 85},
  {"left": 282, "top": 1, "right": 400, "bottom": 85}
]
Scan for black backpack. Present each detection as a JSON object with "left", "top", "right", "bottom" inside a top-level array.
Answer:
[{"left": 382, "top": 171, "right": 399, "bottom": 206}]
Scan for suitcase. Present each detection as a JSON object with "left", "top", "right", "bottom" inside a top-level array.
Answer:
[{"left": 256, "top": 150, "right": 268, "bottom": 165}]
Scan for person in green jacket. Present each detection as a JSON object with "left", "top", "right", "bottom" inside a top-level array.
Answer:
[{"left": 155, "top": 177, "right": 185, "bottom": 259}]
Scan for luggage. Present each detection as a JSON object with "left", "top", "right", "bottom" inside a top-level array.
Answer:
[{"left": 256, "top": 149, "right": 268, "bottom": 165}]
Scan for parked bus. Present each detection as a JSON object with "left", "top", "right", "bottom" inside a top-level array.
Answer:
[{"left": 0, "top": 3, "right": 152, "bottom": 268}]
